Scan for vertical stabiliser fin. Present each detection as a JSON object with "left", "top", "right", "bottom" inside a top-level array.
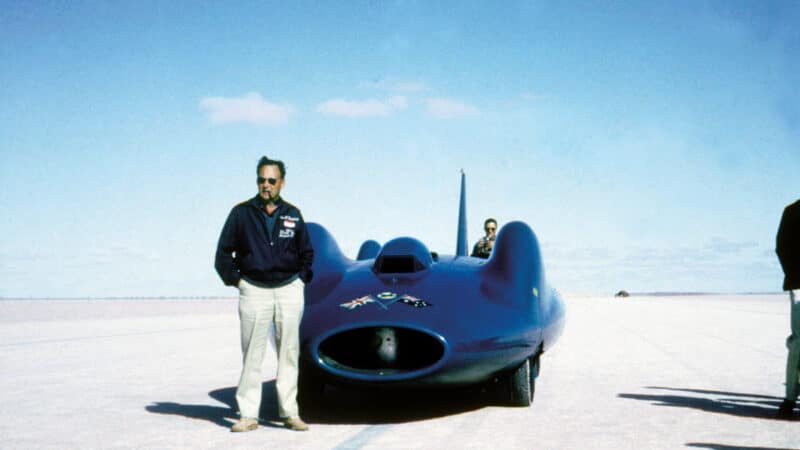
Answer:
[{"left": 456, "top": 170, "right": 468, "bottom": 256}]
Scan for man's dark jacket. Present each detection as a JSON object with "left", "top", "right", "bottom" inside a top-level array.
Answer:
[
  {"left": 777, "top": 199, "right": 800, "bottom": 291},
  {"left": 215, "top": 195, "right": 314, "bottom": 287}
]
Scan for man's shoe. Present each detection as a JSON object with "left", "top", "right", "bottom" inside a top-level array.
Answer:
[
  {"left": 231, "top": 417, "right": 258, "bottom": 432},
  {"left": 777, "top": 399, "right": 796, "bottom": 418},
  {"left": 284, "top": 416, "right": 309, "bottom": 431}
]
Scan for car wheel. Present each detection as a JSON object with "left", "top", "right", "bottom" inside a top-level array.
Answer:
[
  {"left": 529, "top": 354, "right": 540, "bottom": 403},
  {"left": 507, "top": 358, "right": 533, "bottom": 407}
]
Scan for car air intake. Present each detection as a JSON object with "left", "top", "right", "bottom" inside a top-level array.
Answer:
[{"left": 318, "top": 326, "right": 444, "bottom": 374}]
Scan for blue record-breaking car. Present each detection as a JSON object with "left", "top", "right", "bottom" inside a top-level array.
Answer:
[{"left": 299, "top": 173, "right": 565, "bottom": 409}]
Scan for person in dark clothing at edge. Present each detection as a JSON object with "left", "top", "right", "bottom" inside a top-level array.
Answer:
[
  {"left": 215, "top": 156, "right": 314, "bottom": 432},
  {"left": 777, "top": 198, "right": 800, "bottom": 417},
  {"left": 471, "top": 218, "right": 498, "bottom": 259}
]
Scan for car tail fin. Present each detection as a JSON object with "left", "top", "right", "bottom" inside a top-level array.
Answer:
[{"left": 456, "top": 170, "right": 468, "bottom": 256}]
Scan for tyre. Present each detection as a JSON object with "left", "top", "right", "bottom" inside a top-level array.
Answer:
[
  {"left": 506, "top": 358, "right": 533, "bottom": 407},
  {"left": 529, "top": 354, "right": 540, "bottom": 402}
]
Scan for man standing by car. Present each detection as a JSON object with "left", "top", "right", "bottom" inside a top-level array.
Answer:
[
  {"left": 777, "top": 198, "right": 800, "bottom": 417},
  {"left": 215, "top": 156, "right": 314, "bottom": 432}
]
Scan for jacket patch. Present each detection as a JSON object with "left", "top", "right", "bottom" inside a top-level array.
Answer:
[
  {"left": 283, "top": 220, "right": 296, "bottom": 228},
  {"left": 279, "top": 229, "right": 295, "bottom": 238}
]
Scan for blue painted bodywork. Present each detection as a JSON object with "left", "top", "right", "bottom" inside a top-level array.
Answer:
[{"left": 300, "top": 176, "right": 565, "bottom": 392}]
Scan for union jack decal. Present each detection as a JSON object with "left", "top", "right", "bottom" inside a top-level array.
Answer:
[
  {"left": 339, "top": 296, "right": 375, "bottom": 310},
  {"left": 338, "top": 293, "right": 432, "bottom": 310}
]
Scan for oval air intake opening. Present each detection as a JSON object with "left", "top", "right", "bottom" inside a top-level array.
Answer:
[{"left": 318, "top": 327, "right": 444, "bottom": 374}]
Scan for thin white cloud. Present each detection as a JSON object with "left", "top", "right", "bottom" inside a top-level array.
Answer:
[
  {"left": 545, "top": 240, "right": 777, "bottom": 295},
  {"left": 199, "top": 92, "right": 294, "bottom": 125},
  {"left": 360, "top": 78, "right": 428, "bottom": 92},
  {"left": 521, "top": 91, "right": 546, "bottom": 101},
  {"left": 425, "top": 97, "right": 479, "bottom": 119},
  {"left": 705, "top": 237, "right": 759, "bottom": 254},
  {"left": 393, "top": 81, "right": 428, "bottom": 92},
  {"left": 90, "top": 244, "right": 161, "bottom": 263},
  {"left": 317, "top": 96, "right": 408, "bottom": 118}
]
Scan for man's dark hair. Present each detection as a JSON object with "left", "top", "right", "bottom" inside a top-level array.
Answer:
[
  {"left": 484, "top": 218, "right": 497, "bottom": 228},
  {"left": 257, "top": 156, "right": 286, "bottom": 178}
]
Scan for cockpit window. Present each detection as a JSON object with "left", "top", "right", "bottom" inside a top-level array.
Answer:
[
  {"left": 375, "top": 255, "right": 424, "bottom": 273},
  {"left": 372, "top": 237, "right": 433, "bottom": 274}
]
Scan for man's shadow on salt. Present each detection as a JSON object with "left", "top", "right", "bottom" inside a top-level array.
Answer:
[
  {"left": 146, "top": 381, "right": 280, "bottom": 429},
  {"left": 146, "top": 380, "right": 487, "bottom": 428},
  {"left": 618, "top": 386, "right": 797, "bottom": 421}
]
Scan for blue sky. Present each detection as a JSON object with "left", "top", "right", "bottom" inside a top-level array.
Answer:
[{"left": 1, "top": 1, "right": 798, "bottom": 298}]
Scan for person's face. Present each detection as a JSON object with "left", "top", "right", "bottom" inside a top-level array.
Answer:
[
  {"left": 485, "top": 222, "right": 497, "bottom": 238},
  {"left": 257, "top": 165, "right": 285, "bottom": 203}
]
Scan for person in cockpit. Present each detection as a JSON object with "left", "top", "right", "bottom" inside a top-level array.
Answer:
[{"left": 472, "top": 218, "right": 498, "bottom": 259}]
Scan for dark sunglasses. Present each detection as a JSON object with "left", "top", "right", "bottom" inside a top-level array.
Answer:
[
  {"left": 257, "top": 177, "right": 278, "bottom": 186},
  {"left": 485, "top": 226, "right": 496, "bottom": 231}
]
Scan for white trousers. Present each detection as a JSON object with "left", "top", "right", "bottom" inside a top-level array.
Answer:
[
  {"left": 786, "top": 290, "right": 800, "bottom": 400},
  {"left": 236, "top": 277, "right": 305, "bottom": 419}
]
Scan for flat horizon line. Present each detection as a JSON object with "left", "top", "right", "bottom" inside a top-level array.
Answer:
[
  {"left": 0, "top": 295, "right": 237, "bottom": 301},
  {"left": 0, "top": 291, "right": 787, "bottom": 301}
]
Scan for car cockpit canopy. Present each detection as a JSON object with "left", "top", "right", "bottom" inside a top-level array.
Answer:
[{"left": 373, "top": 237, "right": 433, "bottom": 274}]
